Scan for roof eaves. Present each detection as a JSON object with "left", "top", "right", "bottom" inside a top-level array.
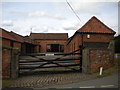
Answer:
[
  {"left": 76, "top": 16, "right": 116, "bottom": 34},
  {"left": 9, "top": 31, "right": 24, "bottom": 43}
]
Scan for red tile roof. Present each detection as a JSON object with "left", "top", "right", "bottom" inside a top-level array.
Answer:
[
  {"left": 30, "top": 33, "right": 68, "bottom": 40},
  {"left": 0, "top": 28, "right": 38, "bottom": 45},
  {"left": 0, "top": 28, "right": 16, "bottom": 41},
  {"left": 24, "top": 36, "right": 36, "bottom": 44},
  {"left": 76, "top": 16, "right": 116, "bottom": 34},
  {"left": 9, "top": 31, "right": 24, "bottom": 42}
]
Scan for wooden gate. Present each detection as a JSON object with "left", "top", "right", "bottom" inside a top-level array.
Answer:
[{"left": 19, "top": 49, "right": 82, "bottom": 74}]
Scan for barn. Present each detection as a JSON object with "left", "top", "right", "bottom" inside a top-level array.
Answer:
[
  {"left": 66, "top": 16, "right": 115, "bottom": 53},
  {"left": 29, "top": 33, "right": 68, "bottom": 53},
  {"left": 65, "top": 16, "right": 116, "bottom": 73}
]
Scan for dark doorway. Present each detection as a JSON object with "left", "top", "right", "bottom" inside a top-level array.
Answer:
[
  {"left": 46, "top": 44, "right": 64, "bottom": 52},
  {"left": 51, "top": 44, "right": 59, "bottom": 52}
]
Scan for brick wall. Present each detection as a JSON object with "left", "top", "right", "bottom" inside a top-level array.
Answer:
[
  {"left": 2, "top": 48, "right": 11, "bottom": 78},
  {"left": 66, "top": 33, "right": 114, "bottom": 53},
  {"left": 89, "top": 49, "right": 114, "bottom": 72},
  {"left": 2, "top": 39, "right": 11, "bottom": 47},
  {"left": 83, "top": 34, "right": 114, "bottom": 43},
  {"left": 2, "top": 39, "right": 12, "bottom": 78},
  {"left": 34, "top": 45, "right": 40, "bottom": 53},
  {"left": 66, "top": 34, "right": 81, "bottom": 53},
  {"left": 35, "top": 40, "right": 67, "bottom": 53},
  {"left": 2, "top": 39, "right": 22, "bottom": 51},
  {"left": 2, "top": 47, "right": 20, "bottom": 78},
  {"left": 13, "top": 42, "right": 21, "bottom": 51},
  {"left": 82, "top": 48, "right": 114, "bottom": 73},
  {"left": 0, "top": 41, "right": 2, "bottom": 79}
]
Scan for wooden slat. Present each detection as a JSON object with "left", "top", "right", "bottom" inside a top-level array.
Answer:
[
  {"left": 20, "top": 63, "right": 80, "bottom": 69},
  {"left": 19, "top": 61, "right": 80, "bottom": 65},
  {"left": 20, "top": 62, "right": 80, "bottom": 66},
  {"left": 19, "top": 58, "right": 81, "bottom": 63},
  {"left": 19, "top": 67, "right": 80, "bottom": 73}
]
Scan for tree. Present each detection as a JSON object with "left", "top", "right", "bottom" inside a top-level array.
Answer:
[{"left": 115, "top": 35, "right": 120, "bottom": 53}]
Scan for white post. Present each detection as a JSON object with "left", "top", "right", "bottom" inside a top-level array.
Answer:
[{"left": 99, "top": 67, "right": 103, "bottom": 75}]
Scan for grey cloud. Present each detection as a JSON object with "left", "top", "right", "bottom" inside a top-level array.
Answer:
[
  {"left": 1, "top": 20, "right": 13, "bottom": 26},
  {"left": 28, "top": 11, "right": 66, "bottom": 20},
  {"left": 63, "top": 26, "right": 77, "bottom": 30},
  {"left": 70, "top": 2, "right": 110, "bottom": 15},
  {"left": 31, "top": 26, "right": 49, "bottom": 33}
]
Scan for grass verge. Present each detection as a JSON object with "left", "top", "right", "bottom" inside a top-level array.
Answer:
[
  {"left": 2, "top": 78, "right": 15, "bottom": 88},
  {"left": 92, "top": 56, "right": 120, "bottom": 78}
]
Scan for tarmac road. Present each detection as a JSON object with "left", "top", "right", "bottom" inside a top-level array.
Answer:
[
  {"left": 2, "top": 73, "right": 119, "bottom": 90},
  {"left": 34, "top": 73, "right": 119, "bottom": 89}
]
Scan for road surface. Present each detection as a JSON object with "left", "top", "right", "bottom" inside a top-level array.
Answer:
[{"left": 34, "top": 73, "right": 119, "bottom": 89}]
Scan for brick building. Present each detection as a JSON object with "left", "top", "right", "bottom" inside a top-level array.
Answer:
[
  {"left": 30, "top": 33, "right": 68, "bottom": 53},
  {"left": 0, "top": 28, "right": 39, "bottom": 77},
  {"left": 0, "top": 28, "right": 16, "bottom": 77},
  {"left": 66, "top": 16, "right": 116, "bottom": 53},
  {"left": 1, "top": 16, "right": 116, "bottom": 77},
  {"left": 66, "top": 16, "right": 116, "bottom": 73},
  {"left": 0, "top": 28, "right": 39, "bottom": 54}
]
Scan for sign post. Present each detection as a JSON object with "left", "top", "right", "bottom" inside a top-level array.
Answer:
[{"left": 99, "top": 67, "right": 103, "bottom": 75}]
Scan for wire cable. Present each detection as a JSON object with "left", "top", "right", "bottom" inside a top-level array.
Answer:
[{"left": 66, "top": 0, "right": 81, "bottom": 22}]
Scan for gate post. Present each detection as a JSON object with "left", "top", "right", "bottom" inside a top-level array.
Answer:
[
  {"left": 80, "top": 32, "right": 84, "bottom": 72},
  {"left": 11, "top": 48, "right": 20, "bottom": 78},
  {"left": 79, "top": 46, "right": 82, "bottom": 72},
  {"left": 82, "top": 48, "right": 90, "bottom": 73}
]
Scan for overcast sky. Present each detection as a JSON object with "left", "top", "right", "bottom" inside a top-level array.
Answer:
[{"left": 0, "top": 0, "right": 119, "bottom": 37}]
